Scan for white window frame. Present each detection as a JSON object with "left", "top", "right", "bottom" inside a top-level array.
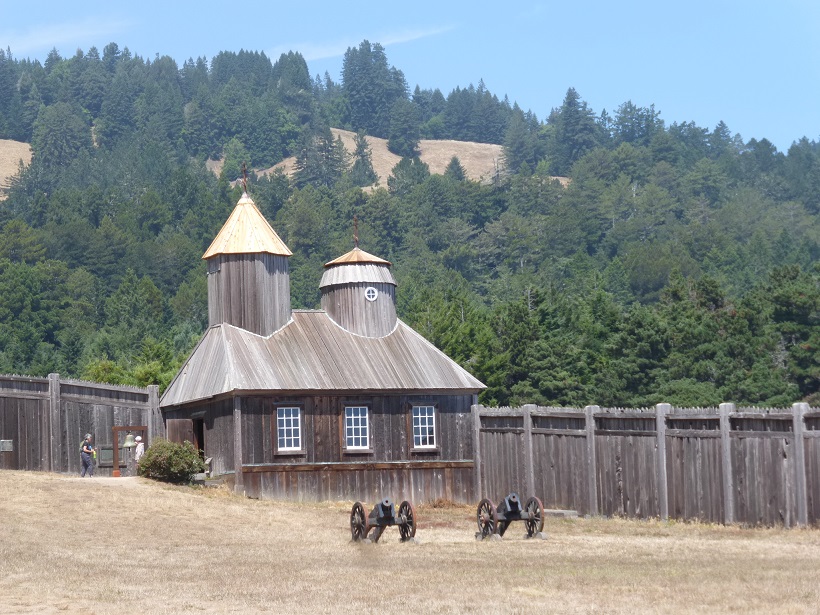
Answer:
[
  {"left": 276, "top": 406, "right": 302, "bottom": 452},
  {"left": 412, "top": 405, "right": 437, "bottom": 449},
  {"left": 364, "top": 287, "right": 378, "bottom": 302},
  {"left": 344, "top": 406, "right": 370, "bottom": 450}
]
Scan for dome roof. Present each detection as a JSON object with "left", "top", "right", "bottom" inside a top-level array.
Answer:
[
  {"left": 320, "top": 246, "right": 396, "bottom": 289},
  {"left": 324, "top": 247, "right": 391, "bottom": 267},
  {"left": 202, "top": 193, "right": 292, "bottom": 259}
]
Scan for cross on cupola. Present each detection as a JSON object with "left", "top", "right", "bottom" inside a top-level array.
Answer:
[{"left": 241, "top": 162, "right": 249, "bottom": 193}]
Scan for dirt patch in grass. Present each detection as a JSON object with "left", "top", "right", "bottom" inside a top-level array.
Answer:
[
  {"left": 0, "top": 139, "right": 32, "bottom": 200},
  {"left": 2, "top": 470, "right": 818, "bottom": 614}
]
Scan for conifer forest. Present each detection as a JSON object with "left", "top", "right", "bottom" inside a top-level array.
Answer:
[{"left": 0, "top": 41, "right": 817, "bottom": 408}]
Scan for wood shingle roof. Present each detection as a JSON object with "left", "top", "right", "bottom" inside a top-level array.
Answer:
[
  {"left": 202, "top": 193, "right": 292, "bottom": 259},
  {"left": 160, "top": 310, "right": 485, "bottom": 407}
]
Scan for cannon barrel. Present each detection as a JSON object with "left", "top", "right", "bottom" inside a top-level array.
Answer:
[
  {"left": 375, "top": 499, "right": 395, "bottom": 519},
  {"left": 500, "top": 492, "right": 522, "bottom": 514}
]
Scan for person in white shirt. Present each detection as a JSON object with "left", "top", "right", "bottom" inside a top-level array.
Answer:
[{"left": 134, "top": 436, "right": 145, "bottom": 465}]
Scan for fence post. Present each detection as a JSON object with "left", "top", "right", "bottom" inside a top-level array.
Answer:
[
  {"left": 472, "top": 402, "right": 483, "bottom": 501},
  {"left": 147, "top": 385, "right": 160, "bottom": 443},
  {"left": 48, "top": 373, "right": 61, "bottom": 473},
  {"left": 585, "top": 405, "right": 599, "bottom": 516},
  {"left": 655, "top": 403, "right": 670, "bottom": 521},
  {"left": 719, "top": 402, "right": 735, "bottom": 525},
  {"left": 523, "top": 404, "right": 536, "bottom": 498},
  {"left": 233, "top": 396, "right": 244, "bottom": 494},
  {"left": 793, "top": 402, "right": 809, "bottom": 527}
]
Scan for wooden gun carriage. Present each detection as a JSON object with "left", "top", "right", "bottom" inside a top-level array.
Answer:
[
  {"left": 476, "top": 492, "right": 545, "bottom": 539},
  {"left": 350, "top": 498, "right": 417, "bottom": 543}
]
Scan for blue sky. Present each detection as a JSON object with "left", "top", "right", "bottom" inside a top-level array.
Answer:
[{"left": 1, "top": 0, "right": 818, "bottom": 152}]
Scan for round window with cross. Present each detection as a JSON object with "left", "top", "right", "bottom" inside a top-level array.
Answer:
[{"left": 364, "top": 287, "right": 378, "bottom": 302}]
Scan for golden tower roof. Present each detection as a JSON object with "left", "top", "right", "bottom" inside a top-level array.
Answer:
[{"left": 202, "top": 193, "right": 292, "bottom": 259}]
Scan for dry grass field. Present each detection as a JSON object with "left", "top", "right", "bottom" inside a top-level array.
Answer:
[
  {"left": 2, "top": 133, "right": 566, "bottom": 197},
  {"left": 0, "top": 139, "right": 32, "bottom": 199},
  {"left": 1, "top": 471, "right": 818, "bottom": 614},
  {"left": 210, "top": 128, "right": 512, "bottom": 187}
]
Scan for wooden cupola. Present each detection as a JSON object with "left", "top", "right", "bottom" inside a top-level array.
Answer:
[
  {"left": 320, "top": 243, "right": 397, "bottom": 338},
  {"left": 202, "top": 191, "right": 292, "bottom": 336}
]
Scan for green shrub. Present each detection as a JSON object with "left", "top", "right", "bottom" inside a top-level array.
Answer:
[{"left": 137, "top": 439, "right": 206, "bottom": 484}]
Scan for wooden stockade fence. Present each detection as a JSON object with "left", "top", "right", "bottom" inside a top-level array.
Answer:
[
  {"left": 3, "top": 370, "right": 818, "bottom": 528},
  {"left": 0, "top": 373, "right": 163, "bottom": 476},
  {"left": 473, "top": 403, "right": 820, "bottom": 527}
]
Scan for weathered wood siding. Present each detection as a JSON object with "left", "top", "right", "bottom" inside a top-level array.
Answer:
[
  {"left": 532, "top": 412, "right": 589, "bottom": 513},
  {"left": 806, "top": 414, "right": 820, "bottom": 523},
  {"left": 164, "top": 398, "right": 234, "bottom": 476},
  {"left": 0, "top": 394, "right": 49, "bottom": 471},
  {"left": 478, "top": 411, "right": 528, "bottom": 501},
  {"left": 666, "top": 420, "right": 724, "bottom": 522},
  {"left": 241, "top": 393, "right": 475, "bottom": 502},
  {"left": 207, "top": 253, "right": 290, "bottom": 335},
  {"left": 0, "top": 375, "right": 162, "bottom": 476},
  {"left": 731, "top": 420, "right": 797, "bottom": 526},
  {"left": 475, "top": 404, "right": 819, "bottom": 527},
  {"left": 595, "top": 430, "right": 659, "bottom": 518},
  {"left": 321, "top": 282, "right": 397, "bottom": 337},
  {"left": 169, "top": 392, "right": 476, "bottom": 503}
]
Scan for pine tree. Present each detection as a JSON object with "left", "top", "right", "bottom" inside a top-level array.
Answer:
[{"left": 349, "top": 131, "right": 378, "bottom": 187}]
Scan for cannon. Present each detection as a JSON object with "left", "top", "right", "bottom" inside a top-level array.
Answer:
[
  {"left": 350, "top": 498, "right": 417, "bottom": 543},
  {"left": 476, "top": 493, "right": 545, "bottom": 539}
]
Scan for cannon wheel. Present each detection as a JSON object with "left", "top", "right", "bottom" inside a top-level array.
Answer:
[
  {"left": 524, "top": 496, "right": 545, "bottom": 537},
  {"left": 350, "top": 501, "right": 368, "bottom": 541},
  {"left": 476, "top": 498, "right": 498, "bottom": 538},
  {"left": 398, "top": 500, "right": 417, "bottom": 541}
]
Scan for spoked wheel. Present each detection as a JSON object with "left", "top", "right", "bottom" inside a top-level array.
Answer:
[
  {"left": 398, "top": 500, "right": 417, "bottom": 542},
  {"left": 350, "top": 501, "right": 367, "bottom": 541},
  {"left": 476, "top": 498, "right": 498, "bottom": 538},
  {"left": 524, "top": 496, "right": 545, "bottom": 537}
]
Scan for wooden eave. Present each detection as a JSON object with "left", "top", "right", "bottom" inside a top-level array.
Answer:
[
  {"left": 202, "top": 193, "right": 292, "bottom": 259},
  {"left": 160, "top": 311, "right": 485, "bottom": 408},
  {"left": 319, "top": 263, "right": 397, "bottom": 288}
]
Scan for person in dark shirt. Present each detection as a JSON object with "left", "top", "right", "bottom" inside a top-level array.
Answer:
[{"left": 80, "top": 434, "right": 95, "bottom": 477}]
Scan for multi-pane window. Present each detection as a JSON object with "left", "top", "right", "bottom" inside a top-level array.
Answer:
[
  {"left": 344, "top": 406, "right": 369, "bottom": 449},
  {"left": 277, "top": 407, "right": 301, "bottom": 451},
  {"left": 412, "top": 405, "right": 436, "bottom": 449}
]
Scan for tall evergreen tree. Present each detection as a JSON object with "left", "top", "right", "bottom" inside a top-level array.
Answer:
[
  {"left": 341, "top": 40, "right": 407, "bottom": 138},
  {"left": 549, "top": 87, "right": 602, "bottom": 176},
  {"left": 349, "top": 131, "right": 378, "bottom": 187}
]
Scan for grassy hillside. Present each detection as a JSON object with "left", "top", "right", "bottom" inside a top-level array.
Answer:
[
  {"left": 210, "top": 128, "right": 516, "bottom": 186},
  {"left": 4, "top": 129, "right": 561, "bottom": 192},
  {"left": 0, "top": 139, "right": 31, "bottom": 200}
]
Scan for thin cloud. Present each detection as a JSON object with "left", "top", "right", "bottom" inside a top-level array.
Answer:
[
  {"left": 269, "top": 25, "right": 454, "bottom": 62},
  {"left": 1, "top": 18, "right": 132, "bottom": 56}
]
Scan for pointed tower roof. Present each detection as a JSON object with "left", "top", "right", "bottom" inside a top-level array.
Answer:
[
  {"left": 324, "top": 246, "right": 391, "bottom": 267},
  {"left": 202, "top": 193, "right": 292, "bottom": 259}
]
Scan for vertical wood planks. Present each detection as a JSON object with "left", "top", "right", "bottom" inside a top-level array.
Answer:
[
  {"left": 792, "top": 403, "right": 809, "bottom": 526},
  {"left": 656, "top": 403, "right": 669, "bottom": 521},
  {"left": 585, "top": 405, "right": 599, "bottom": 516},
  {"left": 233, "top": 396, "right": 244, "bottom": 494},
  {"left": 720, "top": 403, "right": 735, "bottom": 524}
]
